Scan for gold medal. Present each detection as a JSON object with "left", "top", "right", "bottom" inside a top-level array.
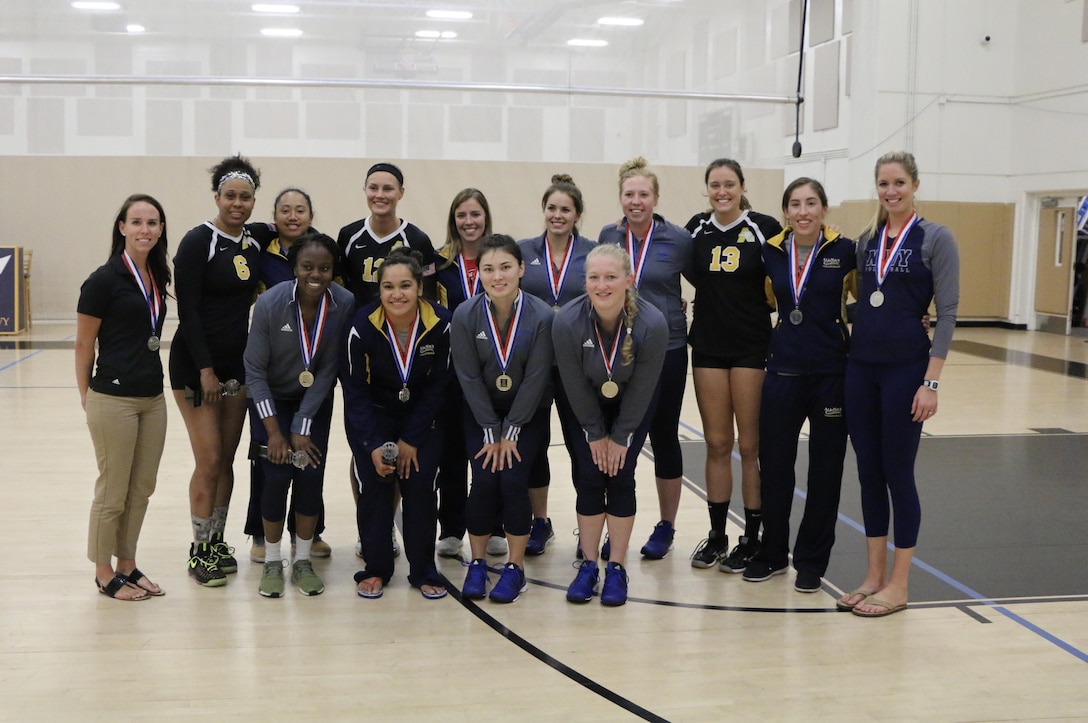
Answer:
[
  {"left": 298, "top": 370, "right": 314, "bottom": 387},
  {"left": 601, "top": 380, "right": 619, "bottom": 399},
  {"left": 496, "top": 374, "right": 513, "bottom": 392}
]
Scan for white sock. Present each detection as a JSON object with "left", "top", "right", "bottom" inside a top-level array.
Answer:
[
  {"left": 265, "top": 539, "right": 282, "bottom": 563},
  {"left": 294, "top": 536, "right": 313, "bottom": 561}
]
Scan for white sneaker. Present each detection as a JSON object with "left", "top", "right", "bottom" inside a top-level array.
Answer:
[
  {"left": 486, "top": 536, "right": 509, "bottom": 556},
  {"left": 436, "top": 536, "right": 463, "bottom": 558}
]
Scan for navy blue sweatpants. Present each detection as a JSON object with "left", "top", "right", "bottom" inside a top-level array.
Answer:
[{"left": 757, "top": 373, "right": 847, "bottom": 575}]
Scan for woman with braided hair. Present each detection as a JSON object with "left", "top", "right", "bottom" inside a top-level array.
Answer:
[{"left": 552, "top": 244, "right": 667, "bottom": 607}]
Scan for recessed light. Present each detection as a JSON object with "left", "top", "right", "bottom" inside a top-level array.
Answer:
[
  {"left": 426, "top": 10, "right": 472, "bottom": 20},
  {"left": 598, "top": 17, "right": 644, "bottom": 27},
  {"left": 126, "top": 24, "right": 145, "bottom": 33},
  {"left": 252, "top": 4, "right": 299, "bottom": 13},
  {"left": 261, "top": 27, "right": 303, "bottom": 37},
  {"left": 416, "top": 30, "right": 440, "bottom": 38},
  {"left": 71, "top": 1, "right": 121, "bottom": 10},
  {"left": 567, "top": 39, "right": 608, "bottom": 48}
]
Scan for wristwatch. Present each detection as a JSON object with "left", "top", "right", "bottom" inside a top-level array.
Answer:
[{"left": 922, "top": 379, "right": 939, "bottom": 391}]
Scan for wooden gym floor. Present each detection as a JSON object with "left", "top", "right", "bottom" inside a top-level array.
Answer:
[{"left": 1, "top": 324, "right": 1086, "bottom": 721}]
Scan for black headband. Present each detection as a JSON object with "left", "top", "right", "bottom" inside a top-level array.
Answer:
[{"left": 366, "top": 162, "right": 404, "bottom": 186}]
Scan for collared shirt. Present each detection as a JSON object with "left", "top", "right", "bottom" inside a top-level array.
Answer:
[
  {"left": 77, "top": 255, "right": 167, "bottom": 397},
  {"left": 517, "top": 233, "right": 597, "bottom": 309}
]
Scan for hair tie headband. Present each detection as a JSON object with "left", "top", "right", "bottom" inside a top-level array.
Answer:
[
  {"left": 218, "top": 170, "right": 256, "bottom": 192},
  {"left": 366, "top": 162, "right": 404, "bottom": 186}
]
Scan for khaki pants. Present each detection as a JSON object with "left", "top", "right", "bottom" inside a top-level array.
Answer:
[{"left": 86, "top": 390, "right": 167, "bottom": 564}]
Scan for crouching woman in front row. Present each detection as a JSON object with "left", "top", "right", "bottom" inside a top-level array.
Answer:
[
  {"left": 451, "top": 234, "right": 555, "bottom": 604},
  {"left": 552, "top": 244, "right": 667, "bottom": 606},
  {"left": 341, "top": 247, "right": 452, "bottom": 600}
]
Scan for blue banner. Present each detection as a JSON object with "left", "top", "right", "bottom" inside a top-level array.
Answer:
[{"left": 0, "top": 247, "right": 26, "bottom": 334}]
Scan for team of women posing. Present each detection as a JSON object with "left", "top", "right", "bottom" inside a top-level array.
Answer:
[{"left": 77, "top": 151, "right": 958, "bottom": 616}]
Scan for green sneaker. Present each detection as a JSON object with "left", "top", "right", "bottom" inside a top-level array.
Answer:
[
  {"left": 210, "top": 532, "right": 238, "bottom": 574},
  {"left": 259, "top": 561, "right": 284, "bottom": 598},
  {"left": 188, "top": 543, "right": 227, "bottom": 587},
  {"left": 291, "top": 559, "right": 325, "bottom": 596}
]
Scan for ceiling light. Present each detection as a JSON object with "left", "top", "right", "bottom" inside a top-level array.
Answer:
[
  {"left": 252, "top": 4, "right": 299, "bottom": 13},
  {"left": 598, "top": 17, "right": 644, "bottom": 27},
  {"left": 441, "top": 31, "right": 456, "bottom": 39},
  {"left": 426, "top": 10, "right": 472, "bottom": 20},
  {"left": 261, "top": 27, "right": 303, "bottom": 37},
  {"left": 567, "top": 39, "right": 608, "bottom": 48},
  {"left": 416, "top": 30, "right": 440, "bottom": 38},
  {"left": 126, "top": 24, "right": 145, "bottom": 33},
  {"left": 71, "top": 1, "right": 121, "bottom": 9}
]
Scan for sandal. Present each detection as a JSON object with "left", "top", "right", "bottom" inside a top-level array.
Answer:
[
  {"left": 420, "top": 584, "right": 448, "bottom": 600},
  {"left": 354, "top": 572, "right": 384, "bottom": 599},
  {"left": 120, "top": 568, "right": 165, "bottom": 596},
  {"left": 836, "top": 589, "right": 875, "bottom": 611},
  {"left": 96, "top": 574, "right": 149, "bottom": 601}
]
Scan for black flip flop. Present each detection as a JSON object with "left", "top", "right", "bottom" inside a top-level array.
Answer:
[
  {"left": 121, "top": 568, "right": 165, "bottom": 596},
  {"left": 96, "top": 574, "right": 149, "bottom": 601}
]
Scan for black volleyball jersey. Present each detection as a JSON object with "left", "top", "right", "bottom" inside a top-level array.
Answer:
[
  {"left": 336, "top": 217, "right": 437, "bottom": 306},
  {"left": 172, "top": 221, "right": 263, "bottom": 370},
  {"left": 687, "top": 210, "right": 782, "bottom": 359}
]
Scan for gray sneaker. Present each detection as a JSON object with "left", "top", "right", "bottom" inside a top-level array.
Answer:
[
  {"left": 291, "top": 559, "right": 325, "bottom": 596},
  {"left": 259, "top": 561, "right": 284, "bottom": 598}
]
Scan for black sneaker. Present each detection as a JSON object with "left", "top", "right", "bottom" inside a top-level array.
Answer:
[
  {"left": 690, "top": 532, "right": 728, "bottom": 569},
  {"left": 794, "top": 570, "right": 822, "bottom": 593},
  {"left": 719, "top": 536, "right": 761, "bottom": 573},
  {"left": 188, "top": 542, "right": 227, "bottom": 587},
  {"left": 210, "top": 532, "right": 238, "bottom": 574},
  {"left": 741, "top": 560, "right": 788, "bottom": 582}
]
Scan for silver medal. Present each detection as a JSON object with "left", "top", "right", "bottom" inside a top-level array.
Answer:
[
  {"left": 870, "top": 289, "right": 885, "bottom": 308},
  {"left": 398, "top": 386, "right": 410, "bottom": 403},
  {"left": 788, "top": 309, "right": 803, "bottom": 325}
]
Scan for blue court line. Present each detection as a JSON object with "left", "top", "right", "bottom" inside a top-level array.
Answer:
[
  {"left": 0, "top": 349, "right": 45, "bottom": 372},
  {"left": 675, "top": 419, "right": 1088, "bottom": 664}
]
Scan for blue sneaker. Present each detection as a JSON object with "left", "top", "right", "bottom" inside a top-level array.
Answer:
[
  {"left": 489, "top": 563, "right": 527, "bottom": 604},
  {"left": 525, "top": 518, "right": 554, "bottom": 556},
  {"left": 640, "top": 521, "right": 675, "bottom": 559},
  {"left": 566, "top": 560, "right": 599, "bottom": 603},
  {"left": 600, "top": 562, "right": 629, "bottom": 606},
  {"left": 462, "top": 558, "right": 488, "bottom": 600}
]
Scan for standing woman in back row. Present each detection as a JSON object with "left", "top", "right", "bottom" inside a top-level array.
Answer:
[
  {"left": 170, "top": 155, "right": 263, "bottom": 587},
  {"left": 597, "top": 157, "right": 692, "bottom": 561},
  {"left": 686, "top": 159, "right": 781, "bottom": 573},
  {"left": 840, "top": 151, "right": 959, "bottom": 618},
  {"left": 76, "top": 194, "right": 171, "bottom": 600},
  {"left": 517, "top": 174, "right": 596, "bottom": 556}
]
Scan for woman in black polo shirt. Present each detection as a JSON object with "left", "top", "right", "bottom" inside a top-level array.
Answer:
[{"left": 76, "top": 194, "right": 171, "bottom": 601}]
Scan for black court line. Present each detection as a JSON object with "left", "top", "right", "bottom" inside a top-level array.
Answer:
[
  {"left": 950, "top": 339, "right": 1087, "bottom": 379},
  {"left": 446, "top": 582, "right": 669, "bottom": 723}
]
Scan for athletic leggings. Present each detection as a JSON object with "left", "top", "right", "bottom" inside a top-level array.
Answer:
[
  {"left": 563, "top": 396, "right": 658, "bottom": 518},
  {"left": 646, "top": 346, "right": 687, "bottom": 479},
  {"left": 844, "top": 357, "right": 928, "bottom": 548},
  {"left": 252, "top": 395, "right": 333, "bottom": 523},
  {"left": 464, "top": 406, "right": 550, "bottom": 537}
]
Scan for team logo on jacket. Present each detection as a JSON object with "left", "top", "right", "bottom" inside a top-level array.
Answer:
[
  {"left": 583, "top": 338, "right": 595, "bottom": 348},
  {"left": 476, "top": 331, "right": 488, "bottom": 340},
  {"left": 419, "top": 344, "right": 435, "bottom": 356},
  {"left": 824, "top": 406, "right": 843, "bottom": 418},
  {"left": 281, "top": 323, "right": 293, "bottom": 332},
  {"left": 822, "top": 258, "right": 841, "bottom": 269},
  {"left": 530, "top": 258, "right": 542, "bottom": 266}
]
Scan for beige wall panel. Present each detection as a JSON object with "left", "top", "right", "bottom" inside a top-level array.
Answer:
[
  {"left": 4, "top": 156, "right": 782, "bottom": 319},
  {"left": 833, "top": 199, "right": 1014, "bottom": 320}
]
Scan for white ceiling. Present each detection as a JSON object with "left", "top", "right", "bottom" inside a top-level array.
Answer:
[{"left": 3, "top": 0, "right": 710, "bottom": 51}]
